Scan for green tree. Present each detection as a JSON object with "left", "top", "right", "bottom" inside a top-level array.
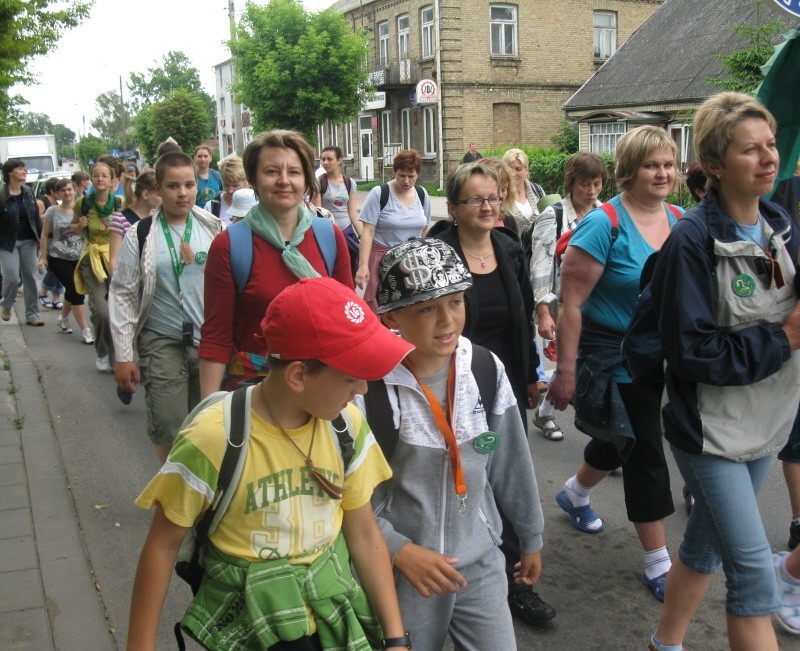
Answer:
[
  {"left": 549, "top": 120, "right": 579, "bottom": 154},
  {"left": 127, "top": 51, "right": 215, "bottom": 134},
  {"left": 53, "top": 123, "right": 76, "bottom": 150},
  {"left": 20, "top": 111, "right": 54, "bottom": 134},
  {"left": 75, "top": 134, "right": 108, "bottom": 169},
  {"left": 91, "top": 90, "right": 129, "bottom": 149},
  {"left": 708, "top": 0, "right": 785, "bottom": 92},
  {"left": 231, "top": 0, "right": 370, "bottom": 139},
  {"left": 147, "top": 89, "right": 212, "bottom": 155},
  {"left": 131, "top": 103, "right": 160, "bottom": 163},
  {"left": 0, "top": 0, "right": 91, "bottom": 132}
]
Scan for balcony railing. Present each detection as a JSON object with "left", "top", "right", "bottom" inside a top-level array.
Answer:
[{"left": 368, "top": 58, "right": 421, "bottom": 87}]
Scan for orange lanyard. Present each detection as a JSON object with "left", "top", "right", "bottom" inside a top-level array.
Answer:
[{"left": 404, "top": 358, "right": 468, "bottom": 512}]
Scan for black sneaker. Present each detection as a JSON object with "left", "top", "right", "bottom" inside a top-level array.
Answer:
[
  {"left": 508, "top": 589, "right": 556, "bottom": 626},
  {"left": 790, "top": 522, "right": 800, "bottom": 550}
]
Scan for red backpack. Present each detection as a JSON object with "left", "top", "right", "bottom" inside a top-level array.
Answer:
[{"left": 555, "top": 201, "right": 681, "bottom": 262}]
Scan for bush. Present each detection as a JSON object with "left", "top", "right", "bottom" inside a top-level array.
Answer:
[{"left": 482, "top": 145, "right": 617, "bottom": 201}]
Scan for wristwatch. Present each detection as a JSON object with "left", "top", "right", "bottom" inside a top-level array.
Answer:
[{"left": 382, "top": 632, "right": 412, "bottom": 648}]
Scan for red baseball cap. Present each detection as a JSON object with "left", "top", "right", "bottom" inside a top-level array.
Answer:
[{"left": 261, "top": 278, "right": 414, "bottom": 381}]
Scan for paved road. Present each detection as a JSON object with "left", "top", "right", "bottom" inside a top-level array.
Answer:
[{"left": 5, "top": 303, "right": 800, "bottom": 650}]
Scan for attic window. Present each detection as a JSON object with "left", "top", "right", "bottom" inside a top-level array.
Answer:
[
  {"left": 589, "top": 121, "right": 625, "bottom": 154},
  {"left": 593, "top": 11, "right": 617, "bottom": 60}
]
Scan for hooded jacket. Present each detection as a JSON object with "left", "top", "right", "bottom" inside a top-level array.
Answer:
[
  {"left": 357, "top": 337, "right": 544, "bottom": 566},
  {"left": 651, "top": 188, "right": 800, "bottom": 461}
]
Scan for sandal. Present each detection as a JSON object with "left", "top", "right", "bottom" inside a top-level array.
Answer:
[
  {"left": 38, "top": 295, "right": 52, "bottom": 308},
  {"left": 532, "top": 407, "right": 563, "bottom": 441},
  {"left": 556, "top": 490, "right": 605, "bottom": 533},
  {"left": 51, "top": 300, "right": 63, "bottom": 310}
]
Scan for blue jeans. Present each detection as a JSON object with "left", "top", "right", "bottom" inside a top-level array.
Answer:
[{"left": 671, "top": 445, "right": 780, "bottom": 617}]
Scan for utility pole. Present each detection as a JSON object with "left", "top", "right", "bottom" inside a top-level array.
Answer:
[
  {"left": 119, "top": 75, "right": 128, "bottom": 151},
  {"left": 229, "top": 0, "right": 245, "bottom": 155}
]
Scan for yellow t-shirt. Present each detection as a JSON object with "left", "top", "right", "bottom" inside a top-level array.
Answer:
[{"left": 136, "top": 402, "right": 391, "bottom": 564}]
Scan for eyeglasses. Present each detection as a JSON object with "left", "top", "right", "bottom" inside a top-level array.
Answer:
[
  {"left": 452, "top": 196, "right": 502, "bottom": 207},
  {"left": 92, "top": 174, "right": 111, "bottom": 180}
]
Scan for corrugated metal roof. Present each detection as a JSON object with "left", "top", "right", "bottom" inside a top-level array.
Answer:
[{"left": 565, "top": 0, "right": 800, "bottom": 111}]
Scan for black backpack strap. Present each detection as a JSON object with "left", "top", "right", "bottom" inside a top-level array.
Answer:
[
  {"left": 379, "top": 183, "right": 390, "bottom": 211},
  {"left": 331, "top": 413, "right": 354, "bottom": 470},
  {"left": 319, "top": 173, "right": 328, "bottom": 197},
  {"left": 364, "top": 379, "right": 399, "bottom": 461},
  {"left": 416, "top": 185, "right": 425, "bottom": 206},
  {"left": 211, "top": 200, "right": 221, "bottom": 217},
  {"left": 343, "top": 174, "right": 352, "bottom": 194},
  {"left": 191, "top": 387, "right": 248, "bottom": 552},
  {"left": 136, "top": 216, "right": 153, "bottom": 259},
  {"left": 554, "top": 203, "right": 564, "bottom": 240},
  {"left": 470, "top": 344, "right": 497, "bottom": 414}
]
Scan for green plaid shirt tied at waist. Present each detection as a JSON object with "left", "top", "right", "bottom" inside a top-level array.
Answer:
[{"left": 181, "top": 533, "right": 383, "bottom": 650}]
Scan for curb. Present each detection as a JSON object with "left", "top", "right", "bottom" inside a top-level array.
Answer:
[{"left": 0, "top": 307, "right": 113, "bottom": 650}]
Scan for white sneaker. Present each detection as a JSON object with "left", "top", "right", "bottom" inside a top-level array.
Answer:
[
  {"left": 95, "top": 355, "right": 111, "bottom": 372},
  {"left": 56, "top": 316, "right": 73, "bottom": 334},
  {"left": 774, "top": 552, "right": 800, "bottom": 635},
  {"left": 81, "top": 328, "right": 94, "bottom": 345}
]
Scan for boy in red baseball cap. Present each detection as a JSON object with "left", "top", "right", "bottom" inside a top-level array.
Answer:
[{"left": 128, "top": 278, "right": 414, "bottom": 651}]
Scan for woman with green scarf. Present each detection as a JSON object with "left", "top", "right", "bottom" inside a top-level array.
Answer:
[
  {"left": 199, "top": 130, "right": 354, "bottom": 395},
  {"left": 72, "top": 162, "right": 119, "bottom": 372}
]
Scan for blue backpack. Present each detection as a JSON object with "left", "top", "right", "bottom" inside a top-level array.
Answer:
[{"left": 223, "top": 218, "right": 338, "bottom": 294}]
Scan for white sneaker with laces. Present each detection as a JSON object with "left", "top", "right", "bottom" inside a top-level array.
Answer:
[
  {"left": 56, "top": 316, "right": 73, "bottom": 334},
  {"left": 81, "top": 328, "right": 95, "bottom": 345},
  {"left": 95, "top": 355, "right": 111, "bottom": 372}
]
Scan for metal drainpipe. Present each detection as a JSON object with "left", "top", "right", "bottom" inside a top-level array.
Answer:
[{"left": 434, "top": 0, "right": 444, "bottom": 190}]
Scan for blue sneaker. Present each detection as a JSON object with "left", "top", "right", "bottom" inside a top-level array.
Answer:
[{"left": 641, "top": 571, "right": 667, "bottom": 602}]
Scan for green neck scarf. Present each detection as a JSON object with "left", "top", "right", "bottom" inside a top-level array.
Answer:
[
  {"left": 243, "top": 203, "right": 321, "bottom": 280},
  {"left": 87, "top": 193, "right": 116, "bottom": 219}
]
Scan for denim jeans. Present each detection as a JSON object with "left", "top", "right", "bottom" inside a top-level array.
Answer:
[
  {"left": 0, "top": 240, "right": 40, "bottom": 321},
  {"left": 671, "top": 445, "right": 780, "bottom": 617}
]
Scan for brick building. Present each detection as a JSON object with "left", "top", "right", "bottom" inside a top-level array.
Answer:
[{"left": 320, "top": 0, "right": 663, "bottom": 185}]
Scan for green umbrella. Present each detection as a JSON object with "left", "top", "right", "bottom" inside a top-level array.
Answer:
[{"left": 756, "top": 28, "right": 800, "bottom": 183}]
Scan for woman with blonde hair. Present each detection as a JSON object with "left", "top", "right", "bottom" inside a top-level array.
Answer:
[
  {"left": 477, "top": 157, "right": 519, "bottom": 233},
  {"left": 502, "top": 148, "right": 546, "bottom": 233},
  {"left": 71, "top": 161, "right": 120, "bottom": 372},
  {"left": 205, "top": 155, "right": 247, "bottom": 225},
  {"left": 548, "top": 126, "right": 683, "bottom": 602},
  {"left": 647, "top": 92, "right": 800, "bottom": 651}
]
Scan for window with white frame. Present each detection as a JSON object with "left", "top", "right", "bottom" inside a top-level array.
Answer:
[
  {"left": 398, "top": 15, "right": 409, "bottom": 61},
  {"left": 593, "top": 11, "right": 617, "bottom": 60},
  {"left": 669, "top": 124, "right": 694, "bottom": 165},
  {"left": 423, "top": 107, "right": 437, "bottom": 155},
  {"left": 220, "top": 96, "right": 226, "bottom": 121},
  {"left": 490, "top": 5, "right": 517, "bottom": 56},
  {"left": 328, "top": 122, "right": 338, "bottom": 148},
  {"left": 421, "top": 7, "right": 434, "bottom": 59},
  {"left": 401, "top": 109, "right": 411, "bottom": 149},
  {"left": 381, "top": 111, "right": 392, "bottom": 146},
  {"left": 342, "top": 122, "right": 353, "bottom": 157},
  {"left": 589, "top": 122, "right": 625, "bottom": 154},
  {"left": 378, "top": 21, "right": 389, "bottom": 66},
  {"left": 316, "top": 124, "right": 325, "bottom": 157}
]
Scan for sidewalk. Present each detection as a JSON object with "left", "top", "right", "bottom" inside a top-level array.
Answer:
[{"left": 0, "top": 306, "right": 112, "bottom": 650}]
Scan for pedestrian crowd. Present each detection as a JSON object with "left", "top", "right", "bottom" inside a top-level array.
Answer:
[{"left": 3, "top": 90, "right": 800, "bottom": 651}]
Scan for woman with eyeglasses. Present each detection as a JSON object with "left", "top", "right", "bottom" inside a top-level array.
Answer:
[
  {"left": 428, "top": 162, "right": 556, "bottom": 627},
  {"left": 646, "top": 93, "right": 800, "bottom": 651},
  {"left": 71, "top": 161, "right": 119, "bottom": 372}
]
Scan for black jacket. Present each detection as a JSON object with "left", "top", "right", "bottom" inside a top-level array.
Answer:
[
  {"left": 0, "top": 185, "right": 40, "bottom": 252},
  {"left": 429, "top": 221, "right": 539, "bottom": 417}
]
